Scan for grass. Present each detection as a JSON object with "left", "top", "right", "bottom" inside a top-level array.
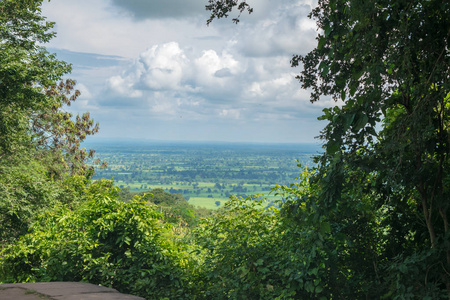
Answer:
[
  {"left": 188, "top": 197, "right": 224, "bottom": 210},
  {"left": 114, "top": 180, "right": 281, "bottom": 207},
  {"left": 188, "top": 196, "right": 276, "bottom": 211}
]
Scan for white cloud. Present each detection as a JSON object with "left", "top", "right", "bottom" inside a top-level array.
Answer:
[
  {"left": 236, "top": 2, "right": 317, "bottom": 57},
  {"left": 42, "top": 0, "right": 220, "bottom": 58},
  {"left": 69, "top": 83, "right": 98, "bottom": 111},
  {"left": 106, "top": 75, "right": 143, "bottom": 98},
  {"left": 102, "top": 39, "right": 320, "bottom": 123},
  {"left": 76, "top": 83, "right": 92, "bottom": 99},
  {"left": 42, "top": 0, "right": 325, "bottom": 143},
  {"left": 219, "top": 108, "right": 242, "bottom": 119},
  {"left": 193, "top": 49, "right": 242, "bottom": 97},
  {"left": 138, "top": 42, "right": 189, "bottom": 91}
]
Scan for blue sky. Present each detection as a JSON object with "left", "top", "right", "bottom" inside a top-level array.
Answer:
[{"left": 42, "top": 0, "right": 331, "bottom": 143}]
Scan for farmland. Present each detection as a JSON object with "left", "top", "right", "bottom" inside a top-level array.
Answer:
[{"left": 89, "top": 140, "right": 320, "bottom": 208}]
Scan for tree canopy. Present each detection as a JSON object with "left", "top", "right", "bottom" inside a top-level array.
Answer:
[
  {"left": 0, "top": 0, "right": 102, "bottom": 242},
  {"left": 298, "top": 1, "right": 449, "bottom": 294},
  {"left": 0, "top": 0, "right": 100, "bottom": 174},
  {"left": 207, "top": 0, "right": 450, "bottom": 297}
]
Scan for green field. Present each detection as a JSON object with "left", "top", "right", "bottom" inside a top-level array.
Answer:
[
  {"left": 188, "top": 197, "right": 223, "bottom": 209},
  {"left": 90, "top": 141, "right": 319, "bottom": 208}
]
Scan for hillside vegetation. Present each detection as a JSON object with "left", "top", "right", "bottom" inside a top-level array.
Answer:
[{"left": 1, "top": 0, "right": 449, "bottom": 299}]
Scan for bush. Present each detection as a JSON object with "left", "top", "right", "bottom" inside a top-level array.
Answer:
[
  {"left": 193, "top": 196, "right": 318, "bottom": 299},
  {"left": 0, "top": 155, "right": 90, "bottom": 243},
  {"left": 0, "top": 180, "right": 194, "bottom": 299}
]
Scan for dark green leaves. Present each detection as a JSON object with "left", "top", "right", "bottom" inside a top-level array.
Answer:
[
  {"left": 353, "top": 112, "right": 368, "bottom": 132},
  {"left": 298, "top": 0, "right": 450, "bottom": 297},
  {"left": 205, "top": 0, "right": 253, "bottom": 25}
]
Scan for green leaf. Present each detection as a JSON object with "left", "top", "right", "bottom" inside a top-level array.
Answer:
[
  {"left": 341, "top": 90, "right": 346, "bottom": 101},
  {"left": 318, "top": 37, "right": 326, "bottom": 49},
  {"left": 353, "top": 113, "right": 368, "bottom": 131},
  {"left": 326, "top": 141, "right": 340, "bottom": 155},
  {"left": 315, "top": 285, "right": 323, "bottom": 293},
  {"left": 320, "top": 222, "right": 331, "bottom": 234},
  {"left": 343, "top": 113, "right": 355, "bottom": 131}
]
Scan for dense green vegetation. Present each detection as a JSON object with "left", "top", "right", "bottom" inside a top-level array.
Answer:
[
  {"left": 0, "top": 0, "right": 102, "bottom": 243},
  {"left": 1, "top": 0, "right": 449, "bottom": 299},
  {"left": 90, "top": 141, "right": 317, "bottom": 208},
  {"left": 1, "top": 180, "right": 192, "bottom": 298}
]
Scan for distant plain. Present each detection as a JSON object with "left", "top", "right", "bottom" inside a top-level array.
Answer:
[{"left": 88, "top": 140, "right": 321, "bottom": 209}]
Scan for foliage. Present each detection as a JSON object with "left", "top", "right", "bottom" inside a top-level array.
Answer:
[
  {"left": 0, "top": 150, "right": 95, "bottom": 243},
  {"left": 206, "top": 0, "right": 450, "bottom": 297},
  {"left": 0, "top": 154, "right": 58, "bottom": 242},
  {"left": 206, "top": 0, "right": 253, "bottom": 25},
  {"left": 0, "top": 0, "right": 104, "bottom": 245},
  {"left": 118, "top": 187, "right": 213, "bottom": 228},
  {"left": 381, "top": 250, "right": 449, "bottom": 300},
  {"left": 2, "top": 0, "right": 448, "bottom": 299},
  {"left": 0, "top": 180, "right": 194, "bottom": 299},
  {"left": 193, "top": 172, "right": 330, "bottom": 299},
  {"left": 293, "top": 0, "right": 450, "bottom": 296},
  {"left": 0, "top": 0, "right": 68, "bottom": 154},
  {"left": 0, "top": 0, "right": 100, "bottom": 171},
  {"left": 192, "top": 165, "right": 446, "bottom": 299},
  {"left": 194, "top": 196, "right": 287, "bottom": 299},
  {"left": 0, "top": 0, "right": 103, "bottom": 173}
]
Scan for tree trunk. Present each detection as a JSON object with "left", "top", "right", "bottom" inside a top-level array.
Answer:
[{"left": 419, "top": 186, "right": 437, "bottom": 248}]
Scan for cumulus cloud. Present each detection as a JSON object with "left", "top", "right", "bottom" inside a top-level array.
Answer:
[
  {"left": 138, "top": 42, "right": 190, "bottom": 90},
  {"left": 102, "top": 43, "right": 187, "bottom": 101},
  {"left": 219, "top": 108, "right": 242, "bottom": 119},
  {"left": 192, "top": 49, "right": 243, "bottom": 99},
  {"left": 105, "top": 43, "right": 240, "bottom": 95},
  {"left": 42, "top": 0, "right": 325, "bottom": 142},
  {"left": 109, "top": 44, "right": 231, "bottom": 94},
  {"left": 106, "top": 74, "right": 143, "bottom": 99},
  {"left": 102, "top": 39, "right": 319, "bottom": 123},
  {"left": 237, "top": 2, "right": 317, "bottom": 57},
  {"left": 71, "top": 83, "right": 97, "bottom": 110}
]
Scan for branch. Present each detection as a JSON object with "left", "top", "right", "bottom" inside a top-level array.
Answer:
[{"left": 206, "top": 0, "right": 253, "bottom": 25}]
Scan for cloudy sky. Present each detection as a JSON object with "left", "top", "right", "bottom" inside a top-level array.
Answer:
[{"left": 41, "top": 0, "right": 329, "bottom": 144}]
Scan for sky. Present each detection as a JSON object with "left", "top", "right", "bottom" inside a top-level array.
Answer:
[{"left": 41, "top": 0, "right": 331, "bottom": 144}]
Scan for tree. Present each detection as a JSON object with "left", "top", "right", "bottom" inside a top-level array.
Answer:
[
  {"left": 206, "top": 0, "right": 253, "bottom": 25},
  {"left": 294, "top": 1, "right": 449, "bottom": 296},
  {"left": 0, "top": 0, "right": 101, "bottom": 175},
  {"left": 1, "top": 0, "right": 63, "bottom": 153},
  {"left": 0, "top": 0, "right": 103, "bottom": 242},
  {"left": 206, "top": 0, "right": 450, "bottom": 297}
]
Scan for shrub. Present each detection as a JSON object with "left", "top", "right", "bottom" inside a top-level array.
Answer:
[
  {"left": 193, "top": 195, "right": 319, "bottom": 299},
  {"left": 0, "top": 180, "right": 193, "bottom": 299}
]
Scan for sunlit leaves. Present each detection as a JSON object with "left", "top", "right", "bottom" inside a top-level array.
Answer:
[
  {"left": 191, "top": 170, "right": 336, "bottom": 298},
  {"left": 0, "top": 180, "right": 192, "bottom": 298},
  {"left": 0, "top": 0, "right": 103, "bottom": 176}
]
